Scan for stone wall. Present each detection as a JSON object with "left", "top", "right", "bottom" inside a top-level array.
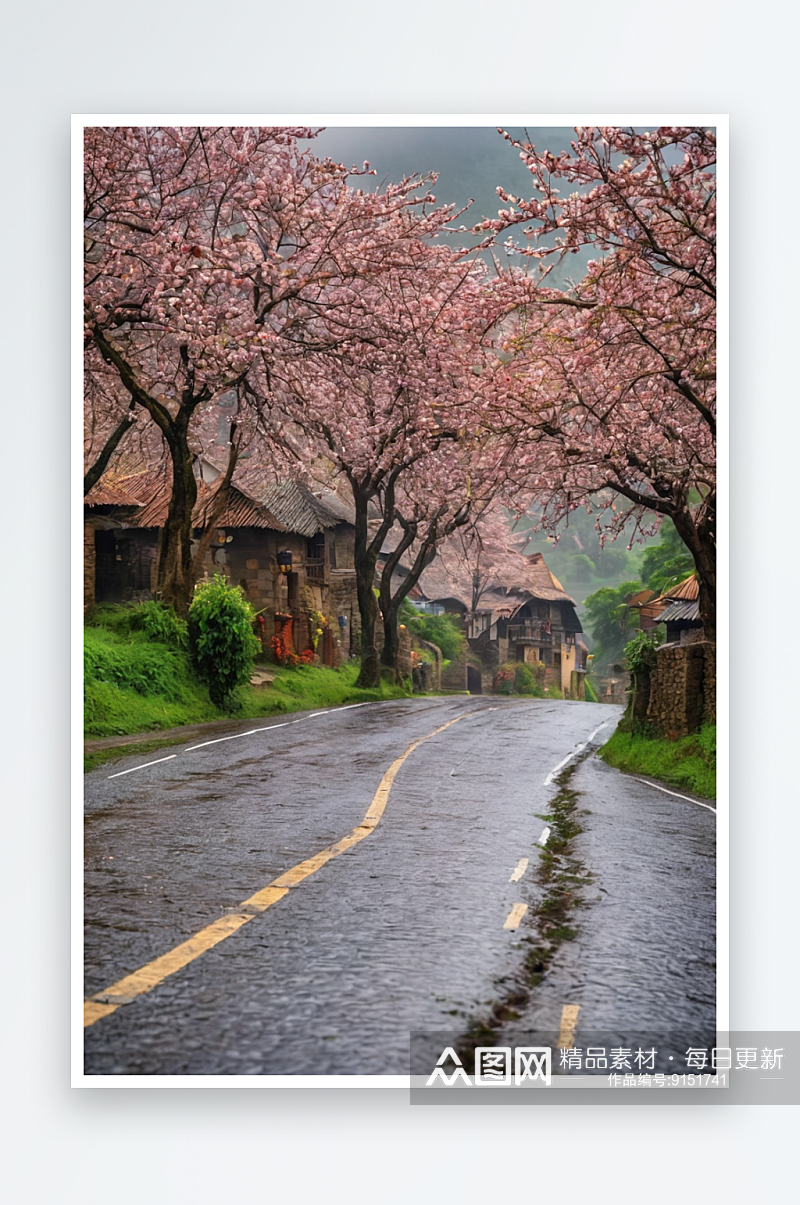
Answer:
[
  {"left": 595, "top": 674, "right": 628, "bottom": 706},
  {"left": 328, "top": 569, "right": 360, "bottom": 658},
  {"left": 412, "top": 636, "right": 442, "bottom": 691},
  {"left": 569, "top": 670, "right": 586, "bottom": 701},
  {"left": 646, "top": 641, "right": 714, "bottom": 738},
  {"left": 398, "top": 625, "right": 413, "bottom": 681},
  {"left": 441, "top": 649, "right": 469, "bottom": 691},
  {"left": 84, "top": 520, "right": 96, "bottom": 613},
  {"left": 468, "top": 636, "right": 508, "bottom": 694},
  {"left": 703, "top": 643, "right": 716, "bottom": 725},
  {"left": 331, "top": 525, "right": 355, "bottom": 570}
]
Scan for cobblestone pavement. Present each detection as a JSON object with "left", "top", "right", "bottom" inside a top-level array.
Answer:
[{"left": 83, "top": 696, "right": 715, "bottom": 1075}]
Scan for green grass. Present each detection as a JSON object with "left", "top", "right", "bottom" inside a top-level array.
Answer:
[
  {"left": 84, "top": 611, "right": 412, "bottom": 755},
  {"left": 84, "top": 735, "right": 195, "bottom": 775},
  {"left": 599, "top": 723, "right": 716, "bottom": 800}
]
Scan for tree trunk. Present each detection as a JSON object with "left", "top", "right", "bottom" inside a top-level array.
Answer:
[
  {"left": 671, "top": 502, "right": 716, "bottom": 643},
  {"left": 380, "top": 600, "right": 401, "bottom": 678},
  {"left": 353, "top": 488, "right": 381, "bottom": 688},
  {"left": 356, "top": 563, "right": 380, "bottom": 687},
  {"left": 630, "top": 668, "right": 652, "bottom": 728},
  {"left": 90, "top": 328, "right": 206, "bottom": 617},
  {"left": 157, "top": 421, "right": 198, "bottom": 615}
]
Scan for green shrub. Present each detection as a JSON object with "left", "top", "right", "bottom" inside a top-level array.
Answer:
[
  {"left": 514, "top": 662, "right": 545, "bottom": 697},
  {"left": 86, "top": 602, "right": 139, "bottom": 635},
  {"left": 584, "top": 676, "right": 599, "bottom": 703},
  {"left": 624, "top": 628, "right": 664, "bottom": 672},
  {"left": 188, "top": 574, "right": 260, "bottom": 708},
  {"left": 399, "top": 601, "right": 465, "bottom": 661},
  {"left": 128, "top": 600, "right": 188, "bottom": 648}
]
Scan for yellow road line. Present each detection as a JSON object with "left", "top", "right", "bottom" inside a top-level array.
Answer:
[
  {"left": 503, "top": 902, "right": 528, "bottom": 930},
  {"left": 509, "top": 858, "right": 529, "bottom": 883},
  {"left": 84, "top": 711, "right": 471, "bottom": 1029},
  {"left": 557, "top": 1003, "right": 580, "bottom": 1048}
]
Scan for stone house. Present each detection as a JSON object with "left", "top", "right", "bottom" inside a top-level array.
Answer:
[
  {"left": 399, "top": 550, "right": 588, "bottom": 698},
  {"left": 84, "top": 463, "right": 359, "bottom": 663},
  {"left": 643, "top": 573, "right": 713, "bottom": 737}
]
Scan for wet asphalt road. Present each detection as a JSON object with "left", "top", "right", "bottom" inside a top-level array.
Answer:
[{"left": 83, "top": 697, "right": 715, "bottom": 1075}]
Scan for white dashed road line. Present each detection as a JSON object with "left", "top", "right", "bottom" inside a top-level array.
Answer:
[
  {"left": 106, "top": 755, "right": 177, "bottom": 779},
  {"left": 104, "top": 699, "right": 487, "bottom": 780},
  {"left": 537, "top": 826, "right": 551, "bottom": 846},
  {"left": 543, "top": 721, "right": 611, "bottom": 785}
]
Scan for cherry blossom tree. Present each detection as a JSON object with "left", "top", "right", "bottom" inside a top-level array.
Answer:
[
  {"left": 435, "top": 505, "right": 530, "bottom": 614},
  {"left": 477, "top": 126, "right": 717, "bottom": 638},
  {"left": 84, "top": 125, "right": 447, "bottom": 611},
  {"left": 268, "top": 230, "right": 496, "bottom": 686},
  {"left": 375, "top": 442, "right": 507, "bottom": 677}
]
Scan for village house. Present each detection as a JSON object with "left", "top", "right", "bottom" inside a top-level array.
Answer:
[
  {"left": 395, "top": 550, "right": 588, "bottom": 698},
  {"left": 642, "top": 573, "right": 713, "bottom": 737},
  {"left": 84, "top": 461, "right": 359, "bottom": 664},
  {"left": 653, "top": 574, "right": 702, "bottom": 644}
]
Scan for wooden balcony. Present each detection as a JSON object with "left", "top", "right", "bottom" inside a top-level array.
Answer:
[
  {"left": 508, "top": 621, "right": 552, "bottom": 645},
  {"left": 305, "top": 557, "right": 326, "bottom": 583}
]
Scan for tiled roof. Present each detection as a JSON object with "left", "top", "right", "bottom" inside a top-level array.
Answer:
[
  {"left": 658, "top": 599, "right": 701, "bottom": 624},
  {"left": 259, "top": 480, "right": 355, "bottom": 537},
  {"left": 387, "top": 539, "right": 574, "bottom": 609},
  {"left": 84, "top": 482, "right": 143, "bottom": 507},
  {"left": 132, "top": 478, "right": 286, "bottom": 531}
]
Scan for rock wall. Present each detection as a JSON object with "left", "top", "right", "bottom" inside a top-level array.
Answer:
[
  {"left": 646, "top": 641, "right": 715, "bottom": 738},
  {"left": 84, "top": 521, "right": 96, "bottom": 613},
  {"left": 703, "top": 642, "right": 716, "bottom": 725},
  {"left": 412, "top": 636, "right": 442, "bottom": 691},
  {"left": 596, "top": 674, "right": 628, "bottom": 705},
  {"left": 569, "top": 670, "right": 586, "bottom": 701},
  {"left": 441, "top": 649, "right": 469, "bottom": 691},
  {"left": 328, "top": 569, "right": 359, "bottom": 658}
]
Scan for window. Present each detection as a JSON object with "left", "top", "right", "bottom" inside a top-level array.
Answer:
[{"left": 306, "top": 532, "right": 325, "bottom": 561}]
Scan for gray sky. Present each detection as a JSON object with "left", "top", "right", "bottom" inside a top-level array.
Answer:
[{"left": 304, "top": 125, "right": 593, "bottom": 283}]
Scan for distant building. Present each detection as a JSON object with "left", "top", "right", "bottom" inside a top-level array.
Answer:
[
  {"left": 653, "top": 574, "right": 703, "bottom": 644},
  {"left": 390, "top": 548, "right": 587, "bottom": 698}
]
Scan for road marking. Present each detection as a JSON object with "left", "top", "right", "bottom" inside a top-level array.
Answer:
[
  {"left": 509, "top": 858, "right": 529, "bottom": 883},
  {"left": 185, "top": 722, "right": 294, "bottom": 752},
  {"left": 537, "top": 826, "right": 551, "bottom": 846},
  {"left": 503, "top": 902, "right": 528, "bottom": 930},
  {"left": 106, "top": 755, "right": 177, "bottom": 780},
  {"left": 557, "top": 1003, "right": 580, "bottom": 1048},
  {"left": 633, "top": 778, "right": 717, "bottom": 813},
  {"left": 85, "top": 710, "right": 476, "bottom": 1028},
  {"left": 307, "top": 702, "right": 375, "bottom": 718},
  {"left": 543, "top": 721, "right": 610, "bottom": 785},
  {"left": 105, "top": 699, "right": 411, "bottom": 769},
  {"left": 185, "top": 730, "right": 259, "bottom": 751}
]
